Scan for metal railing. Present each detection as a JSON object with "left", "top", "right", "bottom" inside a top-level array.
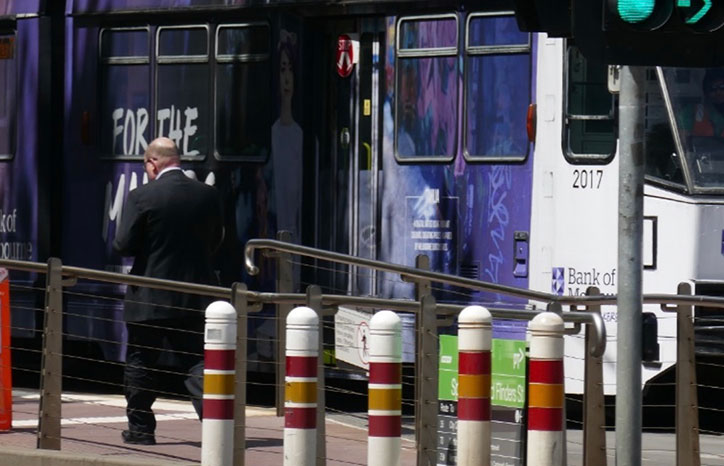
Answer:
[
  {"left": 244, "top": 237, "right": 705, "bottom": 466},
  {"left": 0, "top": 236, "right": 713, "bottom": 465},
  {"left": 245, "top": 238, "right": 607, "bottom": 351},
  {"left": 245, "top": 238, "right": 724, "bottom": 309}
]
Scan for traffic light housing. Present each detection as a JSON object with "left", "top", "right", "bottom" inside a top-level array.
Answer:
[
  {"left": 514, "top": 0, "right": 724, "bottom": 66},
  {"left": 512, "top": 0, "right": 572, "bottom": 37},
  {"left": 610, "top": 0, "right": 723, "bottom": 32},
  {"left": 583, "top": 0, "right": 724, "bottom": 66}
]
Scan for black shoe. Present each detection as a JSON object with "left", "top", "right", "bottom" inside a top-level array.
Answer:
[{"left": 122, "top": 430, "right": 156, "bottom": 445}]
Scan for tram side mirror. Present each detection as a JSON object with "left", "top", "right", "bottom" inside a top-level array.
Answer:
[{"left": 642, "top": 312, "right": 660, "bottom": 366}]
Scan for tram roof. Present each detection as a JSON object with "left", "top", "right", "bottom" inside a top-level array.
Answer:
[{"left": 67, "top": 0, "right": 515, "bottom": 18}]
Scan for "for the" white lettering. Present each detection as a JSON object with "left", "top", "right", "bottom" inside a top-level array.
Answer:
[{"left": 112, "top": 105, "right": 199, "bottom": 156}]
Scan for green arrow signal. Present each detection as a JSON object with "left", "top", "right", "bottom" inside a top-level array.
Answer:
[{"left": 678, "top": 0, "right": 712, "bottom": 24}]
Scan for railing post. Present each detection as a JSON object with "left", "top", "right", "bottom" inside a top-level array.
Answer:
[
  {"left": 37, "top": 257, "right": 63, "bottom": 450},
  {"left": 417, "top": 295, "right": 438, "bottom": 466},
  {"left": 202, "top": 301, "right": 237, "bottom": 466},
  {"left": 583, "top": 286, "right": 606, "bottom": 466},
  {"left": 675, "top": 282, "right": 700, "bottom": 466},
  {"left": 369, "top": 310, "right": 402, "bottom": 466},
  {"left": 284, "top": 306, "right": 319, "bottom": 466},
  {"left": 306, "top": 285, "right": 326, "bottom": 466},
  {"left": 414, "top": 254, "right": 431, "bottom": 299},
  {"left": 413, "top": 253, "right": 430, "bottom": 453},
  {"left": 456, "top": 305, "right": 492, "bottom": 466},
  {"left": 276, "top": 230, "right": 294, "bottom": 417},
  {"left": 232, "top": 283, "right": 248, "bottom": 466},
  {"left": 527, "top": 312, "right": 565, "bottom": 466}
]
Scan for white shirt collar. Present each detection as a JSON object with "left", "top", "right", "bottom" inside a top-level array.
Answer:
[{"left": 157, "top": 166, "right": 182, "bottom": 179}]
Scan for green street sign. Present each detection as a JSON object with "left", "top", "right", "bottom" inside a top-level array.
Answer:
[
  {"left": 438, "top": 335, "right": 458, "bottom": 402},
  {"left": 491, "top": 339, "right": 527, "bottom": 409}
]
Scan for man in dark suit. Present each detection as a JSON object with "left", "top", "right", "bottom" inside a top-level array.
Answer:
[{"left": 114, "top": 137, "right": 223, "bottom": 445}]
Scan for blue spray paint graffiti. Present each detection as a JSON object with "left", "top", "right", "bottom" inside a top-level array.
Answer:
[{"left": 485, "top": 165, "right": 512, "bottom": 284}]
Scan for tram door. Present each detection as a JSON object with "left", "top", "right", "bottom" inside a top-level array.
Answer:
[{"left": 336, "top": 32, "right": 382, "bottom": 296}]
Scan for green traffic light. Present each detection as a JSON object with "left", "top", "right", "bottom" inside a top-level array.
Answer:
[
  {"left": 615, "top": 0, "right": 709, "bottom": 28},
  {"left": 617, "top": 0, "right": 655, "bottom": 23}
]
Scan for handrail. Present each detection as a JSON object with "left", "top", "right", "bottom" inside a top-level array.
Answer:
[
  {"left": 246, "top": 238, "right": 557, "bottom": 303},
  {"left": 10, "top": 238, "right": 724, "bottom": 359},
  {"left": 0, "top": 258, "right": 230, "bottom": 298},
  {"left": 0, "top": 258, "right": 47, "bottom": 274},
  {"left": 62, "top": 265, "right": 231, "bottom": 299},
  {"left": 0, "top": 256, "right": 607, "bottom": 357},
  {"left": 3, "top": 240, "right": 721, "bottom": 358},
  {"left": 245, "top": 239, "right": 724, "bottom": 309},
  {"left": 234, "top": 291, "right": 606, "bottom": 357}
]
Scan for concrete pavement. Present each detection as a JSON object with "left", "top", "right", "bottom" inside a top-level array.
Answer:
[
  {"left": 4, "top": 389, "right": 724, "bottom": 465},
  {"left": 0, "top": 389, "right": 416, "bottom": 465}
]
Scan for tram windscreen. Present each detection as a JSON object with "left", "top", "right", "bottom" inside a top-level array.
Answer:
[{"left": 662, "top": 67, "right": 724, "bottom": 189}]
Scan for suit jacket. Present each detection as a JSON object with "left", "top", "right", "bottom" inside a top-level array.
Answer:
[{"left": 113, "top": 169, "right": 223, "bottom": 323}]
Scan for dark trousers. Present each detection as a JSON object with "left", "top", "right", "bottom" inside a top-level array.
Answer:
[{"left": 124, "top": 319, "right": 204, "bottom": 434}]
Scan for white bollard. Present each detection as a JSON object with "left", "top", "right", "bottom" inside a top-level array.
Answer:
[
  {"left": 368, "top": 310, "right": 402, "bottom": 466},
  {"left": 284, "top": 306, "right": 319, "bottom": 466},
  {"left": 457, "top": 305, "right": 492, "bottom": 466},
  {"left": 201, "top": 301, "right": 237, "bottom": 466},
  {"left": 526, "top": 312, "right": 565, "bottom": 466}
]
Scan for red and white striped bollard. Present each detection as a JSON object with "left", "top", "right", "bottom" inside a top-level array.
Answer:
[
  {"left": 284, "top": 306, "right": 319, "bottom": 466},
  {"left": 457, "top": 305, "right": 492, "bottom": 466},
  {"left": 527, "top": 312, "right": 565, "bottom": 466},
  {"left": 368, "top": 310, "right": 402, "bottom": 466},
  {"left": 202, "top": 301, "right": 237, "bottom": 466}
]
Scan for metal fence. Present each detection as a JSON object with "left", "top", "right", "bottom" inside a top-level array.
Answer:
[{"left": 0, "top": 237, "right": 720, "bottom": 464}]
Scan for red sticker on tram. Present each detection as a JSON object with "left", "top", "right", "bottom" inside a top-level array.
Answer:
[{"left": 336, "top": 34, "right": 355, "bottom": 78}]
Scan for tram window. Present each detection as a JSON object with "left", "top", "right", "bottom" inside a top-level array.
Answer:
[
  {"left": 101, "top": 29, "right": 149, "bottom": 58},
  {"left": 99, "top": 28, "right": 151, "bottom": 159},
  {"left": 644, "top": 69, "right": 684, "bottom": 186},
  {"left": 645, "top": 123, "right": 684, "bottom": 185},
  {"left": 464, "top": 14, "right": 531, "bottom": 162},
  {"left": 0, "top": 34, "right": 14, "bottom": 160},
  {"left": 156, "top": 26, "right": 209, "bottom": 159},
  {"left": 214, "top": 24, "right": 271, "bottom": 161},
  {"left": 158, "top": 27, "right": 207, "bottom": 57},
  {"left": 564, "top": 45, "right": 616, "bottom": 163},
  {"left": 395, "top": 15, "right": 459, "bottom": 162},
  {"left": 399, "top": 17, "right": 458, "bottom": 49}
]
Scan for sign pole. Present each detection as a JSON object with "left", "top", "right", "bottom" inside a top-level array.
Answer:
[
  {"left": 0, "top": 268, "right": 10, "bottom": 431},
  {"left": 616, "top": 65, "right": 645, "bottom": 466}
]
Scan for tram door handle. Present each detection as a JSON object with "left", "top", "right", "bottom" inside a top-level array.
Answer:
[{"left": 513, "top": 231, "right": 529, "bottom": 278}]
